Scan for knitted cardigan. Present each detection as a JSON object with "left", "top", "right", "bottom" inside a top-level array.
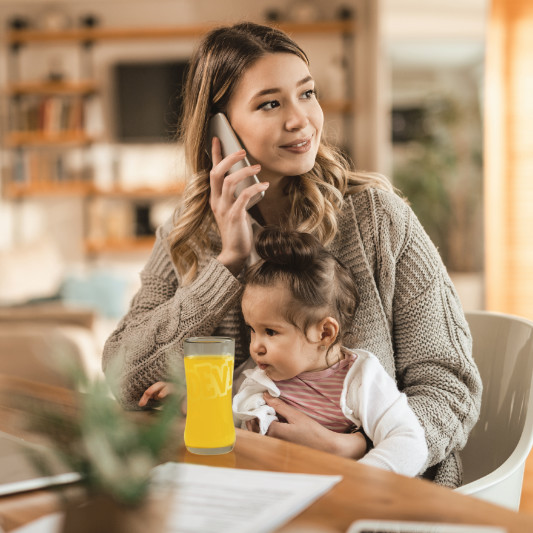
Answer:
[{"left": 102, "top": 187, "right": 482, "bottom": 487}]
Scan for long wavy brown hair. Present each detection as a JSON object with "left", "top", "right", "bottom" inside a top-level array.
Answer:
[{"left": 169, "top": 22, "right": 393, "bottom": 284}]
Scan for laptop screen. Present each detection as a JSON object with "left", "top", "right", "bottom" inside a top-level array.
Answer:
[{"left": 0, "top": 430, "right": 80, "bottom": 497}]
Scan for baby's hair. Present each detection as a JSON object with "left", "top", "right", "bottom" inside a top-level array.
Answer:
[{"left": 244, "top": 227, "right": 358, "bottom": 348}]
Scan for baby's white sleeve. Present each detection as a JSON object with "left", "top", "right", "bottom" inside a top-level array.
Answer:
[{"left": 341, "top": 350, "right": 428, "bottom": 477}]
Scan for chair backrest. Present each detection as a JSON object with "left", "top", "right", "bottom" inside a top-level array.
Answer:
[
  {"left": 457, "top": 311, "right": 533, "bottom": 508},
  {"left": 0, "top": 323, "right": 102, "bottom": 388}
]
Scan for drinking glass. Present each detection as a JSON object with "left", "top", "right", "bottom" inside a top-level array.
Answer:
[{"left": 183, "top": 337, "right": 235, "bottom": 455}]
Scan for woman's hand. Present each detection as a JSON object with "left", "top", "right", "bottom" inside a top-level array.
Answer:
[
  {"left": 263, "top": 393, "right": 368, "bottom": 460},
  {"left": 209, "top": 137, "right": 269, "bottom": 275}
]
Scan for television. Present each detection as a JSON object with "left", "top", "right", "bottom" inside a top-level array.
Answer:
[{"left": 113, "top": 60, "right": 189, "bottom": 143}]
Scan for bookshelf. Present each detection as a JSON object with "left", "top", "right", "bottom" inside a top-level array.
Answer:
[
  {"left": 5, "top": 21, "right": 354, "bottom": 44},
  {"left": 2, "top": 19, "right": 356, "bottom": 254}
]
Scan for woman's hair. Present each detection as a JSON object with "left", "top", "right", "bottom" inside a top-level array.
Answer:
[
  {"left": 245, "top": 227, "right": 358, "bottom": 349},
  {"left": 168, "top": 22, "right": 393, "bottom": 284}
]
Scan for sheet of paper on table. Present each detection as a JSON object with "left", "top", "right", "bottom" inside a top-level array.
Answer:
[
  {"left": 153, "top": 462, "right": 342, "bottom": 533},
  {"left": 10, "top": 462, "right": 342, "bottom": 533}
]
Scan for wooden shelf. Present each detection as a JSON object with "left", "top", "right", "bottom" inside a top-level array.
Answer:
[
  {"left": 3, "top": 180, "right": 94, "bottom": 198},
  {"left": 320, "top": 100, "right": 354, "bottom": 114},
  {"left": 6, "top": 80, "right": 98, "bottom": 95},
  {"left": 90, "top": 183, "right": 186, "bottom": 198},
  {"left": 85, "top": 236, "right": 156, "bottom": 254},
  {"left": 7, "top": 20, "right": 354, "bottom": 44},
  {"left": 5, "top": 131, "right": 96, "bottom": 147},
  {"left": 3, "top": 182, "right": 185, "bottom": 200}
]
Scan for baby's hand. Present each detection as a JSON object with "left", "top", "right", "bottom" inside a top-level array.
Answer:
[
  {"left": 138, "top": 381, "right": 173, "bottom": 407},
  {"left": 245, "top": 418, "right": 261, "bottom": 433}
]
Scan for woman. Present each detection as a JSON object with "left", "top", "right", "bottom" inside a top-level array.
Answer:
[{"left": 103, "top": 22, "right": 482, "bottom": 487}]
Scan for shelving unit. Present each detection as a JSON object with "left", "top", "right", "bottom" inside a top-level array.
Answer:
[
  {"left": 84, "top": 183, "right": 185, "bottom": 254},
  {"left": 2, "top": 19, "right": 356, "bottom": 255},
  {"left": 5, "top": 20, "right": 354, "bottom": 44}
]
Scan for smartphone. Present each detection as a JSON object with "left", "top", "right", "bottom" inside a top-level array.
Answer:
[
  {"left": 207, "top": 112, "right": 264, "bottom": 209},
  {"left": 347, "top": 520, "right": 506, "bottom": 533}
]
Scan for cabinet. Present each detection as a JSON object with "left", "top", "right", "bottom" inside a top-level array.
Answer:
[{"left": 2, "top": 20, "right": 355, "bottom": 255}]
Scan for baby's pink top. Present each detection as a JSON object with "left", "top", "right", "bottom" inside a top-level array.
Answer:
[{"left": 275, "top": 353, "right": 357, "bottom": 432}]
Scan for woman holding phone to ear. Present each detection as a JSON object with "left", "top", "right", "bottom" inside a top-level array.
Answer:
[{"left": 103, "top": 22, "right": 481, "bottom": 488}]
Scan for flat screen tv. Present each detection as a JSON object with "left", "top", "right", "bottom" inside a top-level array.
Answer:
[{"left": 113, "top": 60, "right": 189, "bottom": 143}]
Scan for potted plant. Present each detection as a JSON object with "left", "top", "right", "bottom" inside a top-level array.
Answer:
[
  {"left": 393, "top": 94, "right": 483, "bottom": 272},
  {"left": 8, "top": 360, "right": 184, "bottom": 533}
]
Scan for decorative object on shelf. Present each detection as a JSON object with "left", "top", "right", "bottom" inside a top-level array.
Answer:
[
  {"left": 15, "top": 359, "right": 184, "bottom": 531},
  {"left": 264, "top": 9, "right": 282, "bottom": 22},
  {"left": 80, "top": 14, "right": 100, "bottom": 28},
  {"left": 319, "top": 54, "right": 348, "bottom": 102},
  {"left": 38, "top": 5, "right": 72, "bottom": 31},
  {"left": 8, "top": 16, "right": 31, "bottom": 31},
  {"left": 337, "top": 5, "right": 355, "bottom": 21},
  {"left": 47, "top": 55, "right": 65, "bottom": 83},
  {"left": 286, "top": 0, "right": 322, "bottom": 23}
]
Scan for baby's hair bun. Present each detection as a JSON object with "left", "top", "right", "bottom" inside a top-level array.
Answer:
[{"left": 255, "top": 227, "right": 321, "bottom": 271}]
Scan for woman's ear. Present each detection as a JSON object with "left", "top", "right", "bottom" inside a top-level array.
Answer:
[{"left": 316, "top": 316, "right": 340, "bottom": 348}]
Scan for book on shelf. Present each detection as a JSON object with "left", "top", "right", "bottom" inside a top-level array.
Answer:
[
  {"left": 9, "top": 94, "right": 97, "bottom": 137},
  {"left": 11, "top": 149, "right": 91, "bottom": 186}
]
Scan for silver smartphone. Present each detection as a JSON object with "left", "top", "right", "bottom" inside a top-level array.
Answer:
[
  {"left": 207, "top": 112, "right": 264, "bottom": 209},
  {"left": 347, "top": 521, "right": 506, "bottom": 533}
]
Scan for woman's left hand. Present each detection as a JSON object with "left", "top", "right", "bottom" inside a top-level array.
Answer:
[{"left": 263, "top": 393, "right": 368, "bottom": 460}]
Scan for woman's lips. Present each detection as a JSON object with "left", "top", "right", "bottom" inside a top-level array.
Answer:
[{"left": 280, "top": 136, "right": 312, "bottom": 153}]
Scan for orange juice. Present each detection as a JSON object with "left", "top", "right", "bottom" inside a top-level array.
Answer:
[{"left": 184, "top": 354, "right": 235, "bottom": 454}]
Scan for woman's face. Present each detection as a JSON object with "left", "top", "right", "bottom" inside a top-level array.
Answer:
[{"left": 226, "top": 53, "right": 324, "bottom": 184}]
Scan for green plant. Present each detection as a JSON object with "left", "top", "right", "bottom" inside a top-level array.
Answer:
[
  {"left": 22, "top": 362, "right": 184, "bottom": 507},
  {"left": 393, "top": 94, "right": 483, "bottom": 272}
]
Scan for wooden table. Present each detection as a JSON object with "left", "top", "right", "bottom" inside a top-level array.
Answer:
[
  {"left": 1, "top": 427, "right": 533, "bottom": 533},
  {"left": 1, "top": 376, "right": 533, "bottom": 532}
]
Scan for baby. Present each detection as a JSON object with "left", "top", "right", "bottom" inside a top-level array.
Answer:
[{"left": 232, "top": 227, "right": 428, "bottom": 477}]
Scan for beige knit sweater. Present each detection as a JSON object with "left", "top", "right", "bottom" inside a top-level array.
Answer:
[{"left": 102, "top": 187, "right": 482, "bottom": 487}]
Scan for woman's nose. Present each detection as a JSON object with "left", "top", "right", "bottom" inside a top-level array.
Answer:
[{"left": 285, "top": 103, "right": 309, "bottom": 131}]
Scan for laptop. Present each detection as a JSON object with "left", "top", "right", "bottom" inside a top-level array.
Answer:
[{"left": 0, "top": 430, "right": 80, "bottom": 497}]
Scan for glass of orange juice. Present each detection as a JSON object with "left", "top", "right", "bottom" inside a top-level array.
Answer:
[{"left": 183, "top": 337, "right": 235, "bottom": 455}]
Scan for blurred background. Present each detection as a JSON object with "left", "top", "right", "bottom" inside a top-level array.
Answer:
[{"left": 0, "top": 0, "right": 524, "bottom": 363}]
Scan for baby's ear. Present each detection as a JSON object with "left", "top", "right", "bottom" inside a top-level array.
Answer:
[{"left": 317, "top": 316, "right": 340, "bottom": 347}]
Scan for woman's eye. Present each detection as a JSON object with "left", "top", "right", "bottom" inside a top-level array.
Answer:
[
  {"left": 258, "top": 100, "right": 280, "bottom": 111},
  {"left": 265, "top": 328, "right": 277, "bottom": 336},
  {"left": 302, "top": 89, "right": 316, "bottom": 100}
]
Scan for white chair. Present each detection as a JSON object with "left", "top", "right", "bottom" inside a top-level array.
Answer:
[{"left": 455, "top": 311, "right": 533, "bottom": 510}]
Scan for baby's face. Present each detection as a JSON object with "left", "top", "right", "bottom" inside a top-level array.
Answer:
[{"left": 241, "top": 283, "right": 328, "bottom": 381}]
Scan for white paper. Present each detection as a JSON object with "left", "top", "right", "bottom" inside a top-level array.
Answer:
[
  {"left": 9, "top": 513, "right": 62, "bottom": 533},
  {"left": 152, "top": 462, "right": 342, "bottom": 533},
  {"left": 11, "top": 463, "right": 341, "bottom": 533}
]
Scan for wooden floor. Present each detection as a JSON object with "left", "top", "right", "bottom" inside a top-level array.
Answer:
[{"left": 519, "top": 452, "right": 533, "bottom": 514}]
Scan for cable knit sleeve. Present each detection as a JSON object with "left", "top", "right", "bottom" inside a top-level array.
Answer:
[
  {"left": 102, "top": 219, "right": 243, "bottom": 409},
  {"left": 373, "top": 190, "right": 482, "bottom": 482}
]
